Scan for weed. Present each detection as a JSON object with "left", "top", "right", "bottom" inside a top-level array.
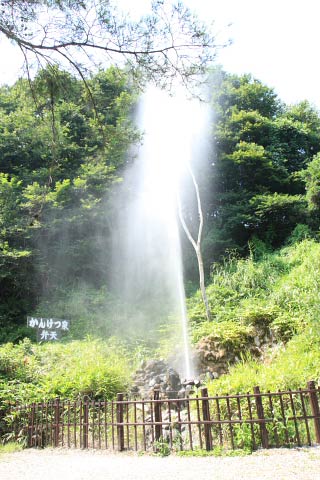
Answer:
[
  {"left": 0, "top": 442, "right": 23, "bottom": 455},
  {"left": 154, "top": 437, "right": 171, "bottom": 457},
  {"left": 176, "top": 446, "right": 251, "bottom": 457},
  {"left": 233, "top": 423, "right": 254, "bottom": 452}
]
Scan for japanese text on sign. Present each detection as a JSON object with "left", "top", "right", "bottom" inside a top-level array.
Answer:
[
  {"left": 27, "top": 316, "right": 70, "bottom": 342},
  {"left": 27, "top": 317, "right": 70, "bottom": 330}
]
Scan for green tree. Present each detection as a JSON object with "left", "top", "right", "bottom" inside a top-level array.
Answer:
[
  {"left": 246, "top": 193, "right": 308, "bottom": 247},
  {"left": 301, "top": 153, "right": 320, "bottom": 211},
  {"left": 0, "top": 66, "right": 138, "bottom": 340},
  {"left": 185, "top": 71, "right": 320, "bottom": 276},
  {"left": 0, "top": 174, "right": 34, "bottom": 341}
]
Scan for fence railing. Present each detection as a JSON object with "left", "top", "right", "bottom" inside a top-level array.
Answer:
[{"left": 2, "top": 381, "right": 320, "bottom": 452}]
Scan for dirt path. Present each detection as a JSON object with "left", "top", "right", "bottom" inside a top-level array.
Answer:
[{"left": 1, "top": 447, "right": 320, "bottom": 480}]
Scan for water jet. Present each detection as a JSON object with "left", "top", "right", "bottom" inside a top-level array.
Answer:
[{"left": 111, "top": 86, "right": 210, "bottom": 380}]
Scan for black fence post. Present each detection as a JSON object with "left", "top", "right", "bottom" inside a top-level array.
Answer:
[
  {"left": 0, "top": 404, "right": 5, "bottom": 443},
  {"left": 154, "top": 390, "right": 162, "bottom": 443},
  {"left": 308, "top": 381, "right": 320, "bottom": 444},
  {"left": 254, "top": 386, "right": 269, "bottom": 449},
  {"left": 82, "top": 397, "right": 89, "bottom": 449},
  {"left": 54, "top": 398, "right": 60, "bottom": 447},
  {"left": 201, "top": 387, "right": 213, "bottom": 451},
  {"left": 117, "top": 393, "right": 125, "bottom": 451},
  {"left": 28, "top": 403, "right": 36, "bottom": 447}
]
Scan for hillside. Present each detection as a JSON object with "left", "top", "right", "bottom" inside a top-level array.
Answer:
[
  {"left": 187, "top": 238, "right": 320, "bottom": 393},
  {"left": 1, "top": 66, "right": 320, "bottom": 405},
  {"left": 1, "top": 238, "right": 320, "bottom": 408}
]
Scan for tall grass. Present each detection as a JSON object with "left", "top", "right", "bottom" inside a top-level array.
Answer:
[
  {"left": 0, "top": 337, "right": 134, "bottom": 406},
  {"left": 187, "top": 239, "right": 320, "bottom": 393},
  {"left": 1, "top": 239, "right": 320, "bottom": 403},
  {"left": 208, "top": 331, "right": 320, "bottom": 394}
]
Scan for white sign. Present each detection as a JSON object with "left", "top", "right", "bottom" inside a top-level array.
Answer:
[{"left": 27, "top": 317, "right": 70, "bottom": 342}]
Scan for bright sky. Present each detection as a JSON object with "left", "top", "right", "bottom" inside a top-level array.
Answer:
[{"left": 1, "top": 0, "right": 320, "bottom": 108}]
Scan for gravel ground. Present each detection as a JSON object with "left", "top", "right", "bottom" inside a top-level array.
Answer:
[{"left": 0, "top": 447, "right": 320, "bottom": 480}]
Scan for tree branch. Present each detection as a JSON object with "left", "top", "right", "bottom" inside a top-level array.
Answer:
[
  {"left": 177, "top": 163, "right": 211, "bottom": 320},
  {"left": 0, "top": 0, "right": 222, "bottom": 89}
]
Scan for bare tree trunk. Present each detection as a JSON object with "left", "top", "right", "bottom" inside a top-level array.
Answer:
[{"left": 178, "top": 164, "right": 211, "bottom": 321}]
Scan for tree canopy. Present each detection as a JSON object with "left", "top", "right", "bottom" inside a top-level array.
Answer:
[
  {"left": 0, "top": 0, "right": 219, "bottom": 89},
  {"left": 182, "top": 70, "right": 320, "bottom": 280},
  {"left": 0, "top": 66, "right": 138, "bottom": 342},
  {"left": 1, "top": 64, "right": 320, "bottom": 342}
]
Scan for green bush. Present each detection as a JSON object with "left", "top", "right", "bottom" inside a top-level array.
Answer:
[
  {"left": 207, "top": 331, "right": 320, "bottom": 394},
  {"left": 0, "top": 337, "right": 133, "bottom": 407},
  {"left": 193, "top": 320, "right": 254, "bottom": 351},
  {"left": 188, "top": 239, "right": 320, "bottom": 392}
]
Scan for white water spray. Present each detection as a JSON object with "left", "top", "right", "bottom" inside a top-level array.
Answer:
[{"left": 112, "top": 86, "right": 210, "bottom": 379}]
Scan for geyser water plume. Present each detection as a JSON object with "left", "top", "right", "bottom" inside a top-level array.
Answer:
[{"left": 110, "top": 86, "right": 210, "bottom": 379}]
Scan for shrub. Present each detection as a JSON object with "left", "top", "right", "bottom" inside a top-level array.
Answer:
[
  {"left": 0, "top": 337, "right": 133, "bottom": 407},
  {"left": 207, "top": 331, "right": 320, "bottom": 394}
]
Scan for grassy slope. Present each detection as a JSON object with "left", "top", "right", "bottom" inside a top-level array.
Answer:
[
  {"left": 0, "top": 338, "right": 134, "bottom": 406},
  {"left": 1, "top": 239, "right": 320, "bottom": 405},
  {"left": 186, "top": 239, "right": 320, "bottom": 394}
]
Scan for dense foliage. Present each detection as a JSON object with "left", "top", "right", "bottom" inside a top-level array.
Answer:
[
  {"left": 0, "top": 337, "right": 133, "bottom": 407},
  {"left": 0, "top": 66, "right": 138, "bottom": 342},
  {"left": 186, "top": 239, "right": 320, "bottom": 392},
  {"left": 183, "top": 71, "right": 320, "bottom": 280},
  {"left": 1, "top": 65, "right": 320, "bottom": 405}
]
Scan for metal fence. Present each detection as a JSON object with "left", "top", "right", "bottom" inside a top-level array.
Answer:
[{"left": 3, "top": 381, "right": 320, "bottom": 452}]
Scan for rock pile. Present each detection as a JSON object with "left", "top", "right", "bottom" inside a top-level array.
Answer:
[
  {"left": 131, "top": 326, "right": 274, "bottom": 394},
  {"left": 196, "top": 325, "right": 274, "bottom": 378},
  {"left": 131, "top": 359, "right": 201, "bottom": 398}
]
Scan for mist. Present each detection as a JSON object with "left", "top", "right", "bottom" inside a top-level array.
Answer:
[
  {"left": 108, "top": 86, "right": 211, "bottom": 377},
  {"left": 33, "top": 85, "right": 212, "bottom": 378}
]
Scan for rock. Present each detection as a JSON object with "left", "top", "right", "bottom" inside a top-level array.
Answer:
[
  {"left": 216, "top": 348, "right": 226, "bottom": 359},
  {"left": 194, "top": 378, "right": 201, "bottom": 388},
  {"left": 185, "top": 385, "right": 194, "bottom": 396},
  {"left": 178, "top": 388, "right": 186, "bottom": 398},
  {"left": 182, "top": 379, "right": 195, "bottom": 386},
  {"left": 134, "top": 380, "right": 146, "bottom": 387},
  {"left": 166, "top": 387, "right": 176, "bottom": 399},
  {"left": 204, "top": 353, "right": 215, "bottom": 361},
  {"left": 132, "top": 359, "right": 184, "bottom": 398},
  {"left": 166, "top": 368, "right": 181, "bottom": 390},
  {"left": 254, "top": 336, "right": 261, "bottom": 347},
  {"left": 250, "top": 346, "right": 262, "bottom": 357}
]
